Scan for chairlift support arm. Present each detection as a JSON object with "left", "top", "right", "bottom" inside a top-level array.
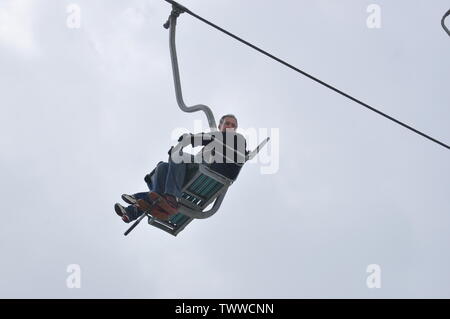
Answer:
[
  {"left": 442, "top": 9, "right": 450, "bottom": 37},
  {"left": 164, "top": 2, "right": 218, "bottom": 131}
]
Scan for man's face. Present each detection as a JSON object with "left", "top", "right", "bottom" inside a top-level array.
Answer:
[{"left": 219, "top": 117, "right": 237, "bottom": 132}]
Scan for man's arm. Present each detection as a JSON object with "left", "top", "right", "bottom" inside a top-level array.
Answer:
[
  {"left": 168, "top": 132, "right": 214, "bottom": 158},
  {"left": 178, "top": 132, "right": 214, "bottom": 147}
]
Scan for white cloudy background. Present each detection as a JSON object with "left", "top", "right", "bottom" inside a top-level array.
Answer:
[{"left": 0, "top": 0, "right": 449, "bottom": 298}]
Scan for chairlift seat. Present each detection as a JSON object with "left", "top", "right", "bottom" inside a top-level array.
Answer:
[{"left": 144, "top": 162, "right": 233, "bottom": 236}]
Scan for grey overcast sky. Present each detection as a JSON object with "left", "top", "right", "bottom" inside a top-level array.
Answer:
[{"left": 0, "top": 0, "right": 449, "bottom": 298}]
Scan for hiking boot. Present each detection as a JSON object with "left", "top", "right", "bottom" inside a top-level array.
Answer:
[
  {"left": 121, "top": 194, "right": 137, "bottom": 205},
  {"left": 121, "top": 215, "right": 131, "bottom": 223},
  {"left": 114, "top": 203, "right": 131, "bottom": 223},
  {"left": 114, "top": 203, "right": 126, "bottom": 217}
]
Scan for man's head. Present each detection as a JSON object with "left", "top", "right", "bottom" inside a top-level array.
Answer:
[{"left": 218, "top": 114, "right": 238, "bottom": 132}]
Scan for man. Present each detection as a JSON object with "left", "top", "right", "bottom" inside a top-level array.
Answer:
[{"left": 114, "top": 114, "right": 248, "bottom": 223}]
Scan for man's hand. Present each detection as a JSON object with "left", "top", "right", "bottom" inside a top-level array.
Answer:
[{"left": 178, "top": 133, "right": 193, "bottom": 142}]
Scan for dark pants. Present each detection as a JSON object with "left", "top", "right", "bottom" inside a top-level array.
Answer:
[{"left": 125, "top": 160, "right": 187, "bottom": 221}]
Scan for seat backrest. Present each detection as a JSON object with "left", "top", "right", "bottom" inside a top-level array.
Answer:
[{"left": 179, "top": 164, "right": 232, "bottom": 210}]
